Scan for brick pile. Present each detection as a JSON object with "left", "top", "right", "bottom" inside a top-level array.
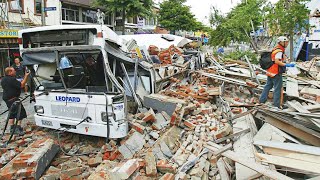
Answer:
[{"left": 0, "top": 138, "right": 59, "bottom": 179}]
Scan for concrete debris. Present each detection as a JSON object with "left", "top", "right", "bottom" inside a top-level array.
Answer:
[
  {"left": 0, "top": 138, "right": 59, "bottom": 180},
  {"left": 1, "top": 53, "right": 319, "bottom": 180}
]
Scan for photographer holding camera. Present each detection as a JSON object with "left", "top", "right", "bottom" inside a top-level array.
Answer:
[{"left": 1, "top": 67, "right": 30, "bottom": 135}]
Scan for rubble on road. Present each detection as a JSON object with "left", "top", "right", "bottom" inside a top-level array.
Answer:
[{"left": 1, "top": 53, "right": 320, "bottom": 179}]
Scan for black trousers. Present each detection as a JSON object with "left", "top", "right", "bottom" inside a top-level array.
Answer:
[{"left": 5, "top": 98, "right": 27, "bottom": 120}]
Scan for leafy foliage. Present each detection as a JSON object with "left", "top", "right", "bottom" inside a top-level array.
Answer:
[
  {"left": 265, "top": 0, "right": 310, "bottom": 59},
  {"left": 224, "top": 51, "right": 259, "bottom": 64},
  {"left": 93, "top": 0, "right": 153, "bottom": 17},
  {"left": 158, "top": 0, "right": 198, "bottom": 32},
  {"left": 93, "top": 0, "right": 153, "bottom": 34},
  {"left": 265, "top": 0, "right": 310, "bottom": 36},
  {"left": 209, "top": 0, "right": 266, "bottom": 47}
]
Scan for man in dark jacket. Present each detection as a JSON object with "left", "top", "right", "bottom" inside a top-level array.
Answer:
[
  {"left": 1, "top": 67, "right": 30, "bottom": 135},
  {"left": 12, "top": 58, "right": 28, "bottom": 95}
]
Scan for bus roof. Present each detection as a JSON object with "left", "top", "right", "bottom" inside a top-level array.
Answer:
[{"left": 19, "top": 25, "right": 121, "bottom": 45}]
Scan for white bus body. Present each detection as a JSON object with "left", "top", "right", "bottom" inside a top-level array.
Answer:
[{"left": 18, "top": 25, "right": 137, "bottom": 138}]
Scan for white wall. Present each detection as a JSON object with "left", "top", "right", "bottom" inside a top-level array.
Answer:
[{"left": 6, "top": 0, "right": 61, "bottom": 28}]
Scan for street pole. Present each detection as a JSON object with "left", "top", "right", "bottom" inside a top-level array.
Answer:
[{"left": 41, "top": 0, "right": 45, "bottom": 26}]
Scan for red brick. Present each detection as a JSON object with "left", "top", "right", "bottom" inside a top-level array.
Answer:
[
  {"left": 0, "top": 138, "right": 59, "bottom": 180},
  {"left": 160, "top": 173, "right": 175, "bottom": 180},
  {"left": 60, "top": 167, "right": 83, "bottom": 179},
  {"left": 88, "top": 155, "right": 103, "bottom": 167},
  {"left": 170, "top": 115, "right": 177, "bottom": 126},
  {"left": 231, "top": 108, "right": 242, "bottom": 114},
  {"left": 136, "top": 113, "right": 146, "bottom": 120},
  {"left": 214, "top": 124, "right": 232, "bottom": 139},
  {"left": 143, "top": 110, "right": 156, "bottom": 123},
  {"left": 110, "top": 159, "right": 140, "bottom": 179},
  {"left": 156, "top": 160, "right": 176, "bottom": 174},
  {"left": 103, "top": 150, "right": 120, "bottom": 161},
  {"left": 246, "top": 80, "right": 259, "bottom": 88},
  {"left": 130, "top": 122, "right": 146, "bottom": 134},
  {"left": 183, "top": 120, "right": 195, "bottom": 129}
]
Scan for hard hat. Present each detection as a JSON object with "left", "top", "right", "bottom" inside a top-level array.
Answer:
[
  {"left": 277, "top": 36, "right": 289, "bottom": 42},
  {"left": 59, "top": 56, "right": 73, "bottom": 69}
]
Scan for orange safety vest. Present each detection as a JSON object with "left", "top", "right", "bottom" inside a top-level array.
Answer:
[{"left": 266, "top": 44, "right": 285, "bottom": 77}]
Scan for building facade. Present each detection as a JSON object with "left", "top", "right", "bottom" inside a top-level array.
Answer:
[{"left": 0, "top": 0, "right": 162, "bottom": 76}]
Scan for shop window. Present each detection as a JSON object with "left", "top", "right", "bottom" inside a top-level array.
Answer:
[
  {"left": 82, "top": 8, "right": 97, "bottom": 23},
  {"left": 8, "top": 0, "right": 24, "bottom": 13},
  {"left": 61, "top": 4, "right": 79, "bottom": 22}
]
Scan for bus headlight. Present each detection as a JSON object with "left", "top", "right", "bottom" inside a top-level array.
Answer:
[
  {"left": 101, "top": 112, "right": 114, "bottom": 124},
  {"left": 34, "top": 105, "right": 44, "bottom": 114}
]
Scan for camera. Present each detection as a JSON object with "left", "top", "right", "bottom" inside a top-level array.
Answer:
[{"left": 25, "top": 67, "right": 30, "bottom": 73}]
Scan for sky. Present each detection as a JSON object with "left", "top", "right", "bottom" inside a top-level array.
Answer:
[{"left": 155, "top": 0, "right": 280, "bottom": 25}]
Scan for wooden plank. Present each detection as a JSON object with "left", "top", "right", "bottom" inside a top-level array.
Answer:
[
  {"left": 217, "top": 158, "right": 231, "bottom": 180},
  {"left": 305, "top": 104, "right": 320, "bottom": 111},
  {"left": 230, "top": 109, "right": 255, "bottom": 122},
  {"left": 256, "top": 153, "right": 320, "bottom": 174},
  {"left": 287, "top": 101, "right": 320, "bottom": 129},
  {"left": 263, "top": 147, "right": 320, "bottom": 164},
  {"left": 253, "top": 123, "right": 302, "bottom": 144},
  {"left": 253, "top": 123, "right": 286, "bottom": 142},
  {"left": 233, "top": 115, "right": 264, "bottom": 180},
  {"left": 253, "top": 140, "right": 320, "bottom": 156},
  {"left": 301, "top": 87, "right": 320, "bottom": 97},
  {"left": 286, "top": 77, "right": 299, "bottom": 97},
  {"left": 206, "top": 142, "right": 294, "bottom": 180},
  {"left": 211, "top": 143, "right": 233, "bottom": 156},
  {"left": 215, "top": 128, "right": 250, "bottom": 143},
  {"left": 287, "top": 101, "right": 310, "bottom": 113},
  {"left": 255, "top": 111, "right": 320, "bottom": 146}
]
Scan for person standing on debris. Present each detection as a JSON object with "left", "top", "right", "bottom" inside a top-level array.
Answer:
[
  {"left": 1, "top": 67, "right": 30, "bottom": 135},
  {"left": 12, "top": 58, "right": 28, "bottom": 95},
  {"left": 259, "top": 36, "right": 295, "bottom": 108}
]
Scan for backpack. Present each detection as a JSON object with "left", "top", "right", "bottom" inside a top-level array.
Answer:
[{"left": 259, "top": 48, "right": 282, "bottom": 70}]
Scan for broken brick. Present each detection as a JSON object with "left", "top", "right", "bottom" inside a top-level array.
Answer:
[
  {"left": 145, "top": 151, "right": 157, "bottom": 176},
  {"left": 143, "top": 109, "right": 156, "bottom": 123},
  {"left": 214, "top": 124, "right": 232, "bottom": 140},
  {"left": 130, "top": 122, "right": 146, "bottom": 134},
  {"left": 0, "top": 138, "right": 59, "bottom": 180},
  {"left": 110, "top": 159, "right": 140, "bottom": 179},
  {"left": 159, "top": 173, "right": 175, "bottom": 180},
  {"left": 88, "top": 155, "right": 103, "bottom": 167},
  {"left": 184, "top": 120, "right": 196, "bottom": 129},
  {"left": 231, "top": 108, "right": 242, "bottom": 114}
]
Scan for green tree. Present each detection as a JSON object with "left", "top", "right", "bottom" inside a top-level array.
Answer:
[
  {"left": 93, "top": 0, "right": 153, "bottom": 35},
  {"left": 209, "top": 0, "right": 266, "bottom": 53},
  {"left": 158, "top": 0, "right": 197, "bottom": 34},
  {"left": 265, "top": 0, "right": 310, "bottom": 60}
]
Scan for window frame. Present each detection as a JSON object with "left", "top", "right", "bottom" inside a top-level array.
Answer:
[
  {"left": 8, "top": 0, "right": 24, "bottom": 13},
  {"left": 61, "top": 4, "right": 79, "bottom": 22},
  {"left": 34, "top": 0, "right": 47, "bottom": 16}
]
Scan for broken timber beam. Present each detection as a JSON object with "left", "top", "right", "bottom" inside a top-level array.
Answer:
[
  {"left": 215, "top": 128, "right": 250, "bottom": 143},
  {"left": 255, "top": 111, "right": 320, "bottom": 146},
  {"left": 205, "top": 142, "right": 294, "bottom": 180}
]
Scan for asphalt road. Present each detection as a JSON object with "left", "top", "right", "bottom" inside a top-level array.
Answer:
[{"left": 0, "top": 90, "right": 35, "bottom": 133}]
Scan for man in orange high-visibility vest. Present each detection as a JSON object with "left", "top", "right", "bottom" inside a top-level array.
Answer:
[{"left": 259, "top": 36, "right": 295, "bottom": 108}]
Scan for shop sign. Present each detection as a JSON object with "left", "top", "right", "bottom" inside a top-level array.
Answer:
[{"left": 0, "top": 29, "right": 19, "bottom": 38}]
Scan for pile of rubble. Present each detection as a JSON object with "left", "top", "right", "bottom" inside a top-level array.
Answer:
[{"left": 1, "top": 53, "right": 320, "bottom": 179}]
